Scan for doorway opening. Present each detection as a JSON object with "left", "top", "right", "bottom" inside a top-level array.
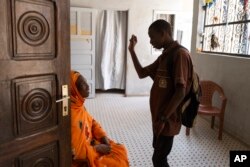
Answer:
[
  {"left": 95, "top": 10, "right": 128, "bottom": 95},
  {"left": 70, "top": 8, "right": 128, "bottom": 98}
]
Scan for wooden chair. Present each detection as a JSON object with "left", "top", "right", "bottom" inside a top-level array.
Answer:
[{"left": 186, "top": 80, "right": 227, "bottom": 140}]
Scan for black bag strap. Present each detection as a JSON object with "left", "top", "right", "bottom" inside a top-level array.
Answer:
[
  {"left": 164, "top": 44, "right": 190, "bottom": 78},
  {"left": 163, "top": 44, "right": 196, "bottom": 102}
]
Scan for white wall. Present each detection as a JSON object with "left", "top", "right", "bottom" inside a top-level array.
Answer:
[
  {"left": 71, "top": 0, "right": 194, "bottom": 96},
  {"left": 191, "top": 1, "right": 250, "bottom": 146}
]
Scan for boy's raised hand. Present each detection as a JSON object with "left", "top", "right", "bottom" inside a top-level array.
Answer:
[{"left": 128, "top": 35, "right": 137, "bottom": 52}]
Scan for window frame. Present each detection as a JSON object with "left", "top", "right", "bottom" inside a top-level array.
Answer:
[{"left": 201, "top": 0, "right": 250, "bottom": 57}]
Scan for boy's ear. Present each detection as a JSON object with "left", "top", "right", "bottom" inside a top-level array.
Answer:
[
  {"left": 165, "top": 31, "right": 172, "bottom": 39},
  {"left": 162, "top": 30, "right": 169, "bottom": 38}
]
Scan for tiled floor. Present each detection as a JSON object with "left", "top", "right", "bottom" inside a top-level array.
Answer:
[{"left": 85, "top": 93, "right": 249, "bottom": 167}]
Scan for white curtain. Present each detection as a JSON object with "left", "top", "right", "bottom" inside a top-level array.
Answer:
[{"left": 95, "top": 10, "right": 127, "bottom": 90}]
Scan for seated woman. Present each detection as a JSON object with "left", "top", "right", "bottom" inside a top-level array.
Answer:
[{"left": 70, "top": 71, "right": 129, "bottom": 167}]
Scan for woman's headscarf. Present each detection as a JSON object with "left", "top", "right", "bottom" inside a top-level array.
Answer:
[{"left": 70, "top": 71, "right": 84, "bottom": 107}]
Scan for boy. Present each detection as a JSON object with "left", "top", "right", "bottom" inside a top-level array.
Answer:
[{"left": 128, "top": 20, "right": 193, "bottom": 167}]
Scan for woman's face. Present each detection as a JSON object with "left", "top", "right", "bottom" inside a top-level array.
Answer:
[{"left": 76, "top": 75, "right": 90, "bottom": 98}]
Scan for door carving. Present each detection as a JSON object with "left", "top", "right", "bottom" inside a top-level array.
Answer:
[{"left": 0, "top": 0, "right": 71, "bottom": 166}]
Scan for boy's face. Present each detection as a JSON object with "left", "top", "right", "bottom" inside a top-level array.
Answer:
[
  {"left": 148, "top": 28, "right": 166, "bottom": 49},
  {"left": 76, "top": 75, "right": 90, "bottom": 98}
]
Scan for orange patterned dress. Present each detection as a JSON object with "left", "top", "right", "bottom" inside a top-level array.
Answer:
[{"left": 71, "top": 72, "right": 129, "bottom": 167}]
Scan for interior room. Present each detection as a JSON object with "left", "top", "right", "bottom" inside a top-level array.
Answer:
[
  {"left": 70, "top": 0, "right": 194, "bottom": 97},
  {"left": 70, "top": 0, "right": 250, "bottom": 166}
]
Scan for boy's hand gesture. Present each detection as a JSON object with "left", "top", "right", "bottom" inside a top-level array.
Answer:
[{"left": 128, "top": 35, "right": 137, "bottom": 52}]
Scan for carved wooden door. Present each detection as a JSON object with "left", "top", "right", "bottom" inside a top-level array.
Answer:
[{"left": 0, "top": 0, "right": 71, "bottom": 166}]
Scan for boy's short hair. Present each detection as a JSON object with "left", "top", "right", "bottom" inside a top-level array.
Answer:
[{"left": 149, "top": 19, "right": 172, "bottom": 37}]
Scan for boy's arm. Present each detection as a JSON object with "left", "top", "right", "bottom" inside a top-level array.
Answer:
[
  {"left": 156, "top": 50, "right": 191, "bottom": 136},
  {"left": 128, "top": 35, "right": 151, "bottom": 79},
  {"left": 162, "top": 86, "right": 186, "bottom": 119},
  {"left": 163, "top": 49, "right": 191, "bottom": 119},
  {"left": 155, "top": 86, "right": 185, "bottom": 137}
]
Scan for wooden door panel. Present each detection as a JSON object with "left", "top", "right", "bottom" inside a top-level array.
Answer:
[
  {"left": 71, "top": 39, "right": 93, "bottom": 51},
  {"left": 0, "top": 75, "right": 57, "bottom": 143},
  {"left": 12, "top": 75, "right": 57, "bottom": 136},
  {"left": 0, "top": 0, "right": 71, "bottom": 166},
  {"left": 0, "top": 129, "right": 59, "bottom": 164},
  {"left": 1, "top": 144, "right": 58, "bottom": 167},
  {"left": 13, "top": 0, "right": 55, "bottom": 60},
  {"left": 18, "top": 142, "right": 58, "bottom": 167},
  {"left": 0, "top": 161, "right": 15, "bottom": 167},
  {"left": 71, "top": 54, "right": 92, "bottom": 65}
]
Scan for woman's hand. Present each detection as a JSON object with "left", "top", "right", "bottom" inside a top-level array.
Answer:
[
  {"left": 94, "top": 144, "right": 111, "bottom": 155},
  {"left": 101, "top": 136, "right": 110, "bottom": 145},
  {"left": 128, "top": 35, "right": 137, "bottom": 52}
]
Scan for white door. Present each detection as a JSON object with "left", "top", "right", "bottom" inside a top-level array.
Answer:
[{"left": 70, "top": 7, "right": 96, "bottom": 98}]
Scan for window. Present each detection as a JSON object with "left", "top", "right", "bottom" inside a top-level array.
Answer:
[{"left": 201, "top": 0, "right": 250, "bottom": 57}]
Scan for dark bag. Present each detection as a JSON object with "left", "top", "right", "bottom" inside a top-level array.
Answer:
[
  {"left": 166, "top": 45, "right": 201, "bottom": 128},
  {"left": 180, "top": 71, "right": 201, "bottom": 128}
]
